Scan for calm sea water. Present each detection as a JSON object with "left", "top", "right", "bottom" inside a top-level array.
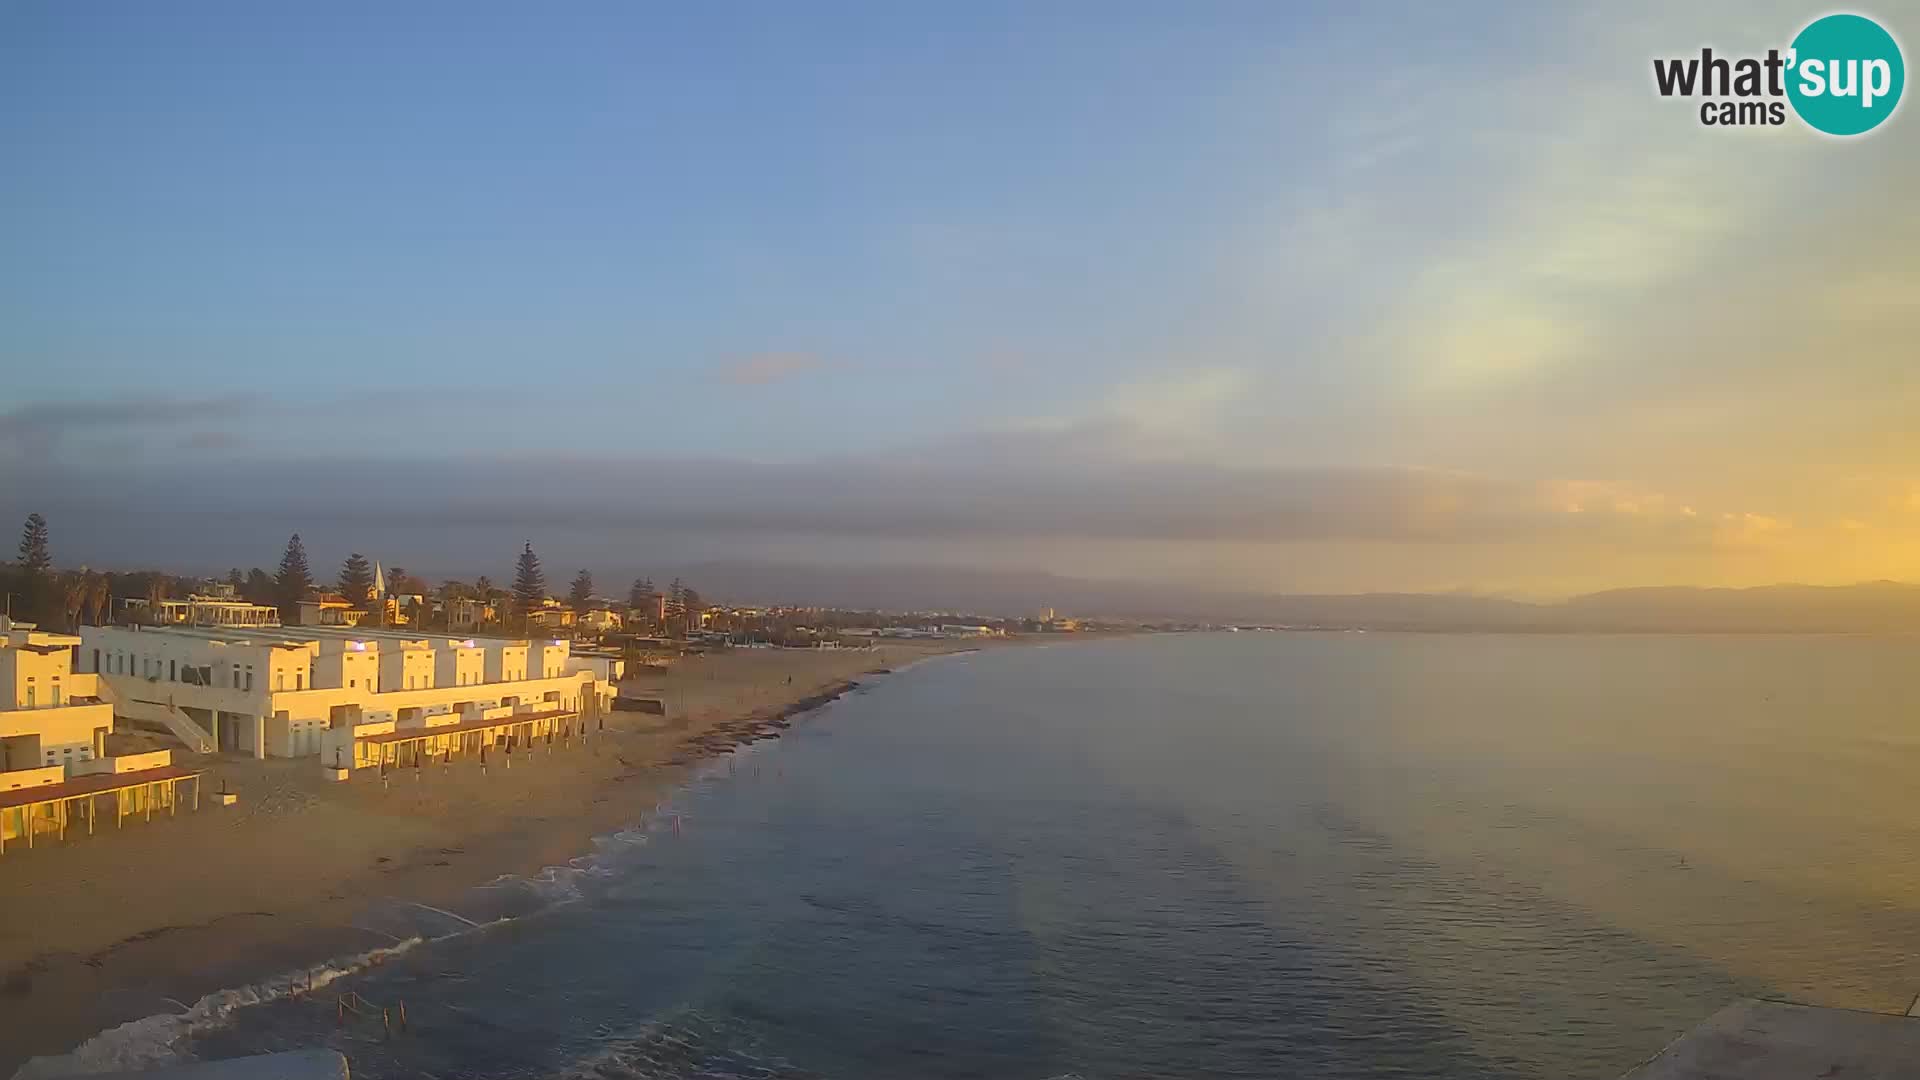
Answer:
[{"left": 184, "top": 632, "right": 1920, "bottom": 1079}]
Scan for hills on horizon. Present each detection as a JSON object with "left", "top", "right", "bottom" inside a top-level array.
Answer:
[{"left": 667, "top": 563, "right": 1920, "bottom": 634}]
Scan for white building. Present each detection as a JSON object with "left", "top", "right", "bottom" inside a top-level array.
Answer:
[
  {"left": 1, "top": 618, "right": 114, "bottom": 774},
  {"left": 0, "top": 619, "right": 210, "bottom": 851},
  {"left": 80, "top": 624, "right": 621, "bottom": 763},
  {"left": 294, "top": 595, "right": 363, "bottom": 627},
  {"left": 127, "top": 587, "right": 281, "bottom": 629}
]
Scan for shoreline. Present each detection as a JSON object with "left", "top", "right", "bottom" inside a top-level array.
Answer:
[{"left": 0, "top": 640, "right": 994, "bottom": 1077}]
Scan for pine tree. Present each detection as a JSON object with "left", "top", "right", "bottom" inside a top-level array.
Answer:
[
  {"left": 511, "top": 542, "right": 546, "bottom": 616},
  {"left": 681, "top": 587, "right": 704, "bottom": 629},
  {"left": 18, "top": 513, "right": 51, "bottom": 574},
  {"left": 568, "top": 570, "right": 594, "bottom": 610},
  {"left": 226, "top": 567, "right": 244, "bottom": 589},
  {"left": 666, "top": 578, "right": 687, "bottom": 617},
  {"left": 474, "top": 575, "right": 495, "bottom": 598},
  {"left": 339, "top": 552, "right": 375, "bottom": 606},
  {"left": 243, "top": 568, "right": 275, "bottom": 605},
  {"left": 275, "top": 533, "right": 314, "bottom": 613},
  {"left": 628, "top": 577, "right": 656, "bottom": 610}
]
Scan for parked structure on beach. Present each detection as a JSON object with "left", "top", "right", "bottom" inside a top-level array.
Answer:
[{"left": 79, "top": 624, "right": 622, "bottom": 761}]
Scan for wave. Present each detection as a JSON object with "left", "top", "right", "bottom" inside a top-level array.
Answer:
[
  {"left": 11, "top": 829, "right": 665, "bottom": 1079},
  {"left": 545, "top": 1010, "right": 817, "bottom": 1080},
  {"left": 9, "top": 938, "right": 424, "bottom": 1080},
  {"left": 14, "top": 680, "right": 882, "bottom": 1079}
]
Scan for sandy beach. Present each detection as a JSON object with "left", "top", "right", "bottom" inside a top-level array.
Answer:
[{"left": 0, "top": 641, "right": 982, "bottom": 1076}]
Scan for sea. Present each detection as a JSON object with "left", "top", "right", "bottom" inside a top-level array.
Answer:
[{"left": 33, "top": 631, "right": 1920, "bottom": 1079}]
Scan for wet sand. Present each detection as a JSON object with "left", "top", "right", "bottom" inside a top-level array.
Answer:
[{"left": 0, "top": 642, "right": 980, "bottom": 1076}]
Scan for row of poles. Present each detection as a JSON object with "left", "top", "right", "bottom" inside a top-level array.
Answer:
[
  {"left": 375, "top": 714, "right": 607, "bottom": 789},
  {"left": 283, "top": 969, "right": 408, "bottom": 1040}
]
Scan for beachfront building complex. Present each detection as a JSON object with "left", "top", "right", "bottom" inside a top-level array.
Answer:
[
  {"left": 1, "top": 617, "right": 202, "bottom": 853},
  {"left": 1, "top": 618, "right": 113, "bottom": 773},
  {"left": 79, "top": 624, "right": 622, "bottom": 763}
]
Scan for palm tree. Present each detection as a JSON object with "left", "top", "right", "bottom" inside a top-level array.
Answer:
[
  {"left": 62, "top": 572, "right": 88, "bottom": 632},
  {"left": 86, "top": 573, "right": 111, "bottom": 626}
]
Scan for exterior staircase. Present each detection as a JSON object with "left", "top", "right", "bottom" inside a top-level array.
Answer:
[
  {"left": 154, "top": 699, "right": 215, "bottom": 754},
  {"left": 92, "top": 679, "right": 215, "bottom": 754}
]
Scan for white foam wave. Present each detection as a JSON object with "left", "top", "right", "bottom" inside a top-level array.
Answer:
[
  {"left": 17, "top": 677, "right": 865, "bottom": 1079},
  {"left": 9, "top": 938, "right": 423, "bottom": 1080}
]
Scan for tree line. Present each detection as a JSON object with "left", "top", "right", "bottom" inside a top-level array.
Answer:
[{"left": 7, "top": 513, "right": 706, "bottom": 638}]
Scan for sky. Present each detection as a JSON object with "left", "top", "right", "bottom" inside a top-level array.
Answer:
[{"left": 2, "top": 0, "right": 1917, "bottom": 603}]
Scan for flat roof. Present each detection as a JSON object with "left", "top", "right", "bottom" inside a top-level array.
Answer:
[
  {"left": 297, "top": 625, "right": 532, "bottom": 646},
  {"left": 0, "top": 765, "right": 202, "bottom": 811},
  {"left": 96, "top": 624, "right": 535, "bottom": 649},
  {"left": 354, "top": 707, "right": 577, "bottom": 746},
  {"left": 96, "top": 625, "right": 315, "bottom": 648}
]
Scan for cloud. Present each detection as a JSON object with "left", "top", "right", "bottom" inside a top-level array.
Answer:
[
  {"left": 0, "top": 395, "right": 267, "bottom": 464},
  {"left": 10, "top": 447, "right": 1768, "bottom": 553},
  {"left": 177, "top": 430, "right": 245, "bottom": 451},
  {"left": 1714, "top": 511, "right": 1791, "bottom": 549},
  {"left": 713, "top": 352, "right": 846, "bottom": 386}
]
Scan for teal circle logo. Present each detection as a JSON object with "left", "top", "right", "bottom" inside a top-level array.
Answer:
[{"left": 1787, "top": 13, "right": 1905, "bottom": 135}]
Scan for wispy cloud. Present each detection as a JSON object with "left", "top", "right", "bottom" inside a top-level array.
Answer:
[
  {"left": 713, "top": 352, "right": 847, "bottom": 386},
  {"left": 0, "top": 395, "right": 267, "bottom": 465},
  {"left": 177, "top": 430, "right": 246, "bottom": 451}
]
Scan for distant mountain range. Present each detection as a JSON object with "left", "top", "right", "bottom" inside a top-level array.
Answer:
[{"left": 672, "top": 563, "right": 1920, "bottom": 633}]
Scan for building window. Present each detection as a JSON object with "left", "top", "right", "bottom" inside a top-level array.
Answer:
[
  {"left": 276, "top": 673, "right": 285, "bottom": 691},
  {"left": 169, "top": 660, "right": 177, "bottom": 681}
]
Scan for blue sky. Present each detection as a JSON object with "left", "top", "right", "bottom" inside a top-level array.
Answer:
[{"left": 4, "top": 2, "right": 1917, "bottom": 599}]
